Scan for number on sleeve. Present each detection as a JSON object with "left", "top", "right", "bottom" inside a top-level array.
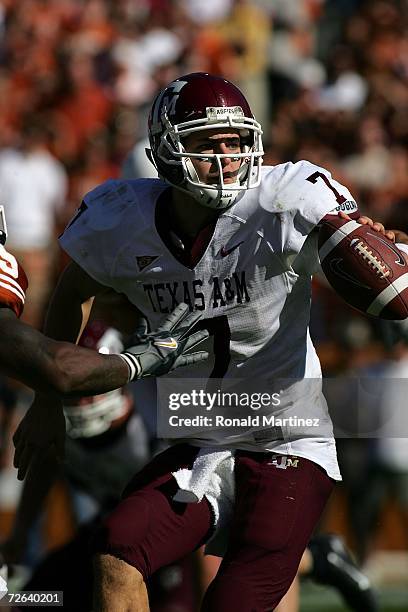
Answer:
[{"left": 306, "top": 171, "right": 346, "bottom": 204}]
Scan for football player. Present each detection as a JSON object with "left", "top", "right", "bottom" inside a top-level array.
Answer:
[{"left": 13, "top": 73, "right": 408, "bottom": 611}]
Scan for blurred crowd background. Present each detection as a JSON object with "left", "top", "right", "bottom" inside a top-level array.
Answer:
[{"left": 0, "top": 0, "right": 407, "bottom": 609}]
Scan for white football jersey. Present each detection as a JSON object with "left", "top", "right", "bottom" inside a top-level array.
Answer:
[{"left": 60, "top": 161, "right": 357, "bottom": 480}]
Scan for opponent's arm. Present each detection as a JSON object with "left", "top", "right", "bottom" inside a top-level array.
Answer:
[
  {"left": 12, "top": 261, "right": 109, "bottom": 479},
  {"left": 0, "top": 309, "right": 130, "bottom": 396},
  {"left": 2, "top": 302, "right": 209, "bottom": 396},
  {"left": 13, "top": 294, "right": 208, "bottom": 479}
]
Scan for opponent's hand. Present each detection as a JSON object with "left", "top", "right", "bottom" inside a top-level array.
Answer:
[
  {"left": 12, "top": 396, "right": 65, "bottom": 481},
  {"left": 120, "top": 303, "right": 209, "bottom": 380}
]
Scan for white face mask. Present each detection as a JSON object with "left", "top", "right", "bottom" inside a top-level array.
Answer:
[{"left": 150, "top": 106, "right": 264, "bottom": 210}]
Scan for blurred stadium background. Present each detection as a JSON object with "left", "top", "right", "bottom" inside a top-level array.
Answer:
[{"left": 0, "top": 1, "right": 407, "bottom": 610}]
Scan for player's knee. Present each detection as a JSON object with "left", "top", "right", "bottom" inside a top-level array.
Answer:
[
  {"left": 94, "top": 553, "right": 144, "bottom": 590},
  {"left": 93, "top": 553, "right": 147, "bottom": 610}
]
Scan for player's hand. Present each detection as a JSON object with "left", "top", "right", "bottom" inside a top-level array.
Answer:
[
  {"left": 120, "top": 303, "right": 209, "bottom": 379},
  {"left": 338, "top": 211, "right": 395, "bottom": 241},
  {"left": 12, "top": 395, "right": 65, "bottom": 481},
  {"left": 388, "top": 229, "right": 408, "bottom": 245}
]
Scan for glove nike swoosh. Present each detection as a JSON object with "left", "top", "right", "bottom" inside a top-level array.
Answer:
[{"left": 154, "top": 338, "right": 178, "bottom": 349}]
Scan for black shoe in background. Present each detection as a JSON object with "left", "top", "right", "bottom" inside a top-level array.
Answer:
[{"left": 308, "top": 534, "right": 379, "bottom": 612}]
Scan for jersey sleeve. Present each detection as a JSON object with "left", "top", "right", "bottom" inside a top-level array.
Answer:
[
  {"left": 260, "top": 160, "right": 357, "bottom": 229},
  {"left": 258, "top": 161, "right": 359, "bottom": 275},
  {"left": 261, "top": 161, "right": 358, "bottom": 259},
  {"left": 59, "top": 179, "right": 135, "bottom": 288},
  {"left": 0, "top": 245, "right": 28, "bottom": 317}
]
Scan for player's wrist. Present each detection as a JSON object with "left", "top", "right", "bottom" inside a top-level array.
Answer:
[{"left": 118, "top": 352, "right": 142, "bottom": 381}]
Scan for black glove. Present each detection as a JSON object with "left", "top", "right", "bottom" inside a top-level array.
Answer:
[{"left": 119, "top": 303, "right": 209, "bottom": 380}]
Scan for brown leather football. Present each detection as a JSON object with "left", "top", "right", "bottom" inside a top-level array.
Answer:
[{"left": 318, "top": 216, "right": 408, "bottom": 320}]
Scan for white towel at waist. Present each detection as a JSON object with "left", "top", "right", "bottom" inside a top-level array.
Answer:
[{"left": 172, "top": 447, "right": 235, "bottom": 556}]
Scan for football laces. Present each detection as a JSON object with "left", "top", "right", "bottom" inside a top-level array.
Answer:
[{"left": 352, "top": 240, "right": 390, "bottom": 278}]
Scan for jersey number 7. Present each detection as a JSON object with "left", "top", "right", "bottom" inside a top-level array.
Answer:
[
  {"left": 198, "top": 315, "right": 231, "bottom": 378},
  {"left": 306, "top": 171, "right": 346, "bottom": 204}
]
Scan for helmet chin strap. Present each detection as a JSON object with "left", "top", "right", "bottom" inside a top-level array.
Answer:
[{"left": 183, "top": 158, "right": 242, "bottom": 210}]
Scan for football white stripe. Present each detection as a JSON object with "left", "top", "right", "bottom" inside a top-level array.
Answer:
[
  {"left": 367, "top": 273, "right": 408, "bottom": 316},
  {"left": 319, "top": 220, "right": 361, "bottom": 262},
  {"left": 0, "top": 279, "right": 25, "bottom": 303}
]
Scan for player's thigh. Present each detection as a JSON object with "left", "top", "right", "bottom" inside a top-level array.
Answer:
[
  {"left": 202, "top": 453, "right": 334, "bottom": 611},
  {"left": 92, "top": 444, "right": 213, "bottom": 580},
  {"left": 229, "top": 452, "right": 334, "bottom": 553}
]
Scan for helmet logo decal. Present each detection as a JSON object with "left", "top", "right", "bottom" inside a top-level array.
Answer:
[
  {"left": 151, "top": 80, "right": 188, "bottom": 134},
  {"left": 206, "top": 106, "right": 244, "bottom": 120}
]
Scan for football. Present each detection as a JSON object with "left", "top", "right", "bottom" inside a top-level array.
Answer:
[{"left": 318, "top": 216, "right": 408, "bottom": 320}]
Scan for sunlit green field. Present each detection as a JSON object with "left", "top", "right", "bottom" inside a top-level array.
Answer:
[{"left": 300, "top": 583, "right": 408, "bottom": 611}]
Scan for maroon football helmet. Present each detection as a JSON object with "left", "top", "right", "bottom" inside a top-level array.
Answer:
[{"left": 148, "top": 72, "right": 263, "bottom": 209}]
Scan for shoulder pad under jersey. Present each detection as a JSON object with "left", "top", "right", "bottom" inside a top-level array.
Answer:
[{"left": 0, "top": 245, "right": 28, "bottom": 317}]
